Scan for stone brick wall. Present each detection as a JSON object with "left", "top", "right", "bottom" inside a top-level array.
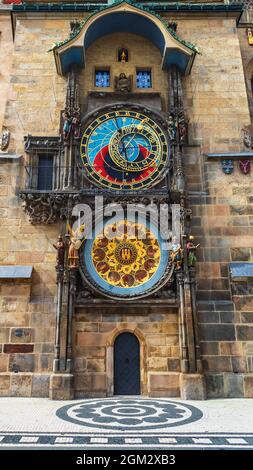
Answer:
[
  {"left": 238, "top": 26, "right": 253, "bottom": 122},
  {"left": 0, "top": 13, "right": 13, "bottom": 132},
  {"left": 74, "top": 306, "right": 180, "bottom": 398},
  {"left": 0, "top": 280, "right": 55, "bottom": 397}
]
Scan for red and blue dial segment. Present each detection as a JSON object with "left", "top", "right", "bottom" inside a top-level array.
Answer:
[{"left": 80, "top": 109, "right": 169, "bottom": 190}]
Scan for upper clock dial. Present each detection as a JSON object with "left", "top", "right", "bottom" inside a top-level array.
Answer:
[{"left": 80, "top": 108, "right": 169, "bottom": 190}]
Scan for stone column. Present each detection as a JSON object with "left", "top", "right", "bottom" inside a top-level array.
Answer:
[
  {"left": 189, "top": 267, "right": 202, "bottom": 373},
  {"left": 177, "top": 270, "right": 189, "bottom": 373},
  {"left": 53, "top": 268, "right": 64, "bottom": 372},
  {"left": 65, "top": 267, "right": 77, "bottom": 373},
  {"left": 62, "top": 66, "right": 80, "bottom": 190}
]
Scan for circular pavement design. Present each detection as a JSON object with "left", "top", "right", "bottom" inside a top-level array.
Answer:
[{"left": 56, "top": 398, "right": 203, "bottom": 430}]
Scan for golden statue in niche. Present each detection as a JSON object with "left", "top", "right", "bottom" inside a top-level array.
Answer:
[
  {"left": 118, "top": 48, "right": 128, "bottom": 63},
  {"left": 247, "top": 28, "right": 253, "bottom": 45}
]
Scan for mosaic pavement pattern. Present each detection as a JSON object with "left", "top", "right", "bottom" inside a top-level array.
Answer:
[
  {"left": 0, "top": 398, "right": 253, "bottom": 449},
  {"left": 56, "top": 398, "right": 203, "bottom": 430},
  {"left": 1, "top": 432, "right": 253, "bottom": 449}
]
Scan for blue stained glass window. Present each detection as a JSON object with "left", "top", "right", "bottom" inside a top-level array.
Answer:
[
  {"left": 136, "top": 70, "right": 152, "bottom": 89},
  {"left": 95, "top": 70, "right": 110, "bottom": 88}
]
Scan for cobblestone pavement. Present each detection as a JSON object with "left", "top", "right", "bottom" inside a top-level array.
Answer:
[{"left": 0, "top": 397, "right": 253, "bottom": 449}]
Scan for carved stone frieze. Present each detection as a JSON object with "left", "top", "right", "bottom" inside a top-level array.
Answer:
[{"left": 19, "top": 192, "right": 68, "bottom": 224}]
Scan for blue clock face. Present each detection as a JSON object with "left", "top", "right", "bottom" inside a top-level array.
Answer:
[{"left": 80, "top": 108, "right": 169, "bottom": 190}]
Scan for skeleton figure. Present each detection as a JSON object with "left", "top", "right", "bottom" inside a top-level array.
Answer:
[{"left": 170, "top": 237, "right": 183, "bottom": 270}]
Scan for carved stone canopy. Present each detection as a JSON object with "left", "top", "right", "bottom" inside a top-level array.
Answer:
[{"left": 52, "top": 2, "right": 197, "bottom": 76}]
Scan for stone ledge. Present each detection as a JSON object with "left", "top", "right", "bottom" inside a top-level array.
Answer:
[
  {"left": 0, "top": 265, "right": 33, "bottom": 280},
  {"left": 0, "top": 153, "right": 21, "bottom": 162},
  {"left": 229, "top": 262, "right": 253, "bottom": 281}
]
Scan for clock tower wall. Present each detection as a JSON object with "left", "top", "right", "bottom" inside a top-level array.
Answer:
[
  {"left": 80, "top": 32, "right": 168, "bottom": 112},
  {"left": 73, "top": 306, "right": 180, "bottom": 398}
]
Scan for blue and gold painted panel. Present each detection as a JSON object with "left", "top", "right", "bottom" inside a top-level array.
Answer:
[
  {"left": 82, "top": 218, "right": 170, "bottom": 298},
  {"left": 80, "top": 108, "right": 169, "bottom": 190}
]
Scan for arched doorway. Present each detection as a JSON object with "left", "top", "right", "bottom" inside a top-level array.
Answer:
[{"left": 114, "top": 332, "right": 140, "bottom": 395}]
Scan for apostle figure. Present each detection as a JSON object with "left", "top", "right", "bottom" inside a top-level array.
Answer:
[
  {"left": 67, "top": 223, "right": 86, "bottom": 268},
  {"left": 115, "top": 73, "right": 132, "bottom": 92},
  {"left": 53, "top": 236, "right": 65, "bottom": 270}
]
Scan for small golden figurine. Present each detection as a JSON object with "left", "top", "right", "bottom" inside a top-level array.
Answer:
[
  {"left": 67, "top": 223, "right": 86, "bottom": 268},
  {"left": 247, "top": 28, "right": 253, "bottom": 45},
  {"left": 118, "top": 48, "right": 128, "bottom": 62}
]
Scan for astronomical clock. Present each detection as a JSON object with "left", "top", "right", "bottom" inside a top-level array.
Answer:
[
  {"left": 80, "top": 108, "right": 169, "bottom": 190},
  {"left": 79, "top": 106, "right": 173, "bottom": 300}
]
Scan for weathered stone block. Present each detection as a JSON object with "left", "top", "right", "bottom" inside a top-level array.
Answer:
[
  {"left": 49, "top": 373, "right": 74, "bottom": 400},
  {"left": 203, "top": 356, "right": 232, "bottom": 372},
  {"left": 39, "top": 354, "right": 53, "bottom": 372},
  {"left": 232, "top": 356, "right": 246, "bottom": 373},
  {"left": 75, "top": 322, "right": 99, "bottom": 332},
  {"left": 3, "top": 344, "right": 34, "bottom": 354},
  {"left": 149, "top": 372, "right": 180, "bottom": 397},
  {"left": 10, "top": 328, "right": 33, "bottom": 343},
  {"left": 75, "top": 346, "right": 105, "bottom": 358},
  {"left": 244, "top": 375, "right": 253, "bottom": 398},
  {"left": 165, "top": 335, "right": 179, "bottom": 346},
  {"left": 224, "top": 373, "right": 244, "bottom": 398},
  {"left": 167, "top": 358, "right": 180, "bottom": 372},
  {"left": 75, "top": 374, "right": 92, "bottom": 391},
  {"left": 180, "top": 373, "right": 206, "bottom": 400},
  {"left": 205, "top": 373, "right": 224, "bottom": 398},
  {"left": 200, "top": 341, "right": 219, "bottom": 356},
  {"left": 148, "top": 357, "right": 168, "bottom": 371},
  {"left": 241, "top": 312, "right": 253, "bottom": 323},
  {"left": 86, "top": 359, "right": 105, "bottom": 373},
  {"left": 0, "top": 328, "right": 10, "bottom": 343},
  {"left": 148, "top": 346, "right": 171, "bottom": 357},
  {"left": 237, "top": 325, "right": 253, "bottom": 341},
  {"left": 0, "top": 374, "right": 10, "bottom": 395},
  {"left": 10, "top": 374, "right": 32, "bottom": 397},
  {"left": 197, "top": 311, "right": 220, "bottom": 323},
  {"left": 219, "top": 342, "right": 243, "bottom": 356},
  {"left": 231, "top": 248, "right": 251, "bottom": 261},
  {"left": 0, "top": 355, "right": 8, "bottom": 372},
  {"left": 91, "top": 373, "right": 107, "bottom": 391},
  {"left": 74, "top": 357, "right": 87, "bottom": 372},
  {"left": 199, "top": 324, "right": 235, "bottom": 341},
  {"left": 32, "top": 374, "right": 50, "bottom": 397},
  {"left": 76, "top": 333, "right": 108, "bottom": 347},
  {"left": 147, "top": 335, "right": 166, "bottom": 346},
  {"left": 220, "top": 311, "right": 235, "bottom": 323},
  {"left": 9, "top": 354, "right": 35, "bottom": 372}
]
